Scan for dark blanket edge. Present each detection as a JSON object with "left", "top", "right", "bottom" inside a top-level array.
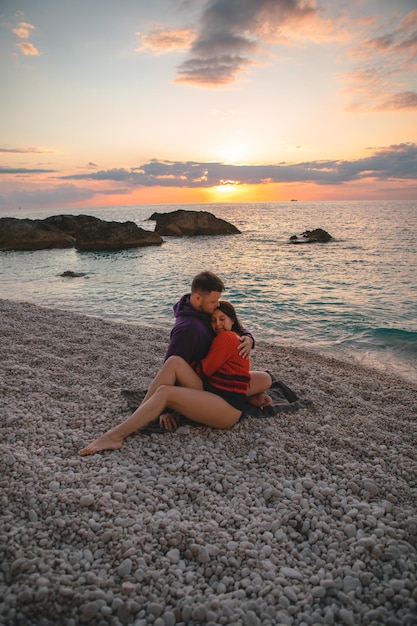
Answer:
[{"left": 121, "top": 375, "right": 311, "bottom": 434}]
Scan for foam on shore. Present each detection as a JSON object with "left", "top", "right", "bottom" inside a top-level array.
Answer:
[{"left": 1, "top": 299, "right": 416, "bottom": 625}]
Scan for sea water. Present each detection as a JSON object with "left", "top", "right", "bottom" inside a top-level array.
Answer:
[{"left": 1, "top": 201, "right": 416, "bottom": 385}]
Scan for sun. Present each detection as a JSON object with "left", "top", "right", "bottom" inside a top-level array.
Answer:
[
  {"left": 215, "top": 182, "right": 238, "bottom": 194},
  {"left": 206, "top": 181, "right": 240, "bottom": 203}
]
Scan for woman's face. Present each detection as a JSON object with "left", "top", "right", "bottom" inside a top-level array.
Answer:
[{"left": 211, "top": 308, "right": 234, "bottom": 334}]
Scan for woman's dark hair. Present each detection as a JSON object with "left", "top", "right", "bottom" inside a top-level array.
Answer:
[
  {"left": 191, "top": 271, "right": 225, "bottom": 295},
  {"left": 217, "top": 300, "right": 244, "bottom": 334}
]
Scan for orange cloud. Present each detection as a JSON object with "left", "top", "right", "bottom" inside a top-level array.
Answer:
[
  {"left": 260, "top": 6, "right": 346, "bottom": 45},
  {"left": 16, "top": 42, "right": 40, "bottom": 56},
  {"left": 12, "top": 22, "right": 35, "bottom": 39},
  {"left": 59, "top": 144, "right": 417, "bottom": 188},
  {"left": 136, "top": 27, "right": 195, "bottom": 54}
]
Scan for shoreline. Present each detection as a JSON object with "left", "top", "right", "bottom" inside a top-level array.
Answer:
[
  {"left": 1, "top": 298, "right": 416, "bottom": 625},
  {"left": 3, "top": 294, "right": 417, "bottom": 389}
]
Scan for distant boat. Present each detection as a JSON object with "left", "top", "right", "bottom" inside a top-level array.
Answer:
[{"left": 290, "top": 199, "right": 298, "bottom": 202}]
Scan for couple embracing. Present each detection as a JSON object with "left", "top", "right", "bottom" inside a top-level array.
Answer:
[{"left": 80, "top": 271, "right": 272, "bottom": 456}]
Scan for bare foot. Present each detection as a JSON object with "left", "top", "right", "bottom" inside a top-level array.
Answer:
[
  {"left": 79, "top": 431, "right": 122, "bottom": 456},
  {"left": 247, "top": 393, "right": 272, "bottom": 408}
]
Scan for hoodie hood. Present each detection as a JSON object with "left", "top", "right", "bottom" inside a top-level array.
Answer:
[
  {"left": 165, "top": 292, "right": 215, "bottom": 363},
  {"left": 173, "top": 293, "right": 210, "bottom": 320}
]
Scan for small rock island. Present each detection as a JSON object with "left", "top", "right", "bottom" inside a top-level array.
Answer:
[
  {"left": 149, "top": 209, "right": 241, "bottom": 237},
  {"left": 0, "top": 210, "right": 240, "bottom": 251},
  {"left": 0, "top": 215, "right": 162, "bottom": 252},
  {"left": 289, "top": 228, "right": 333, "bottom": 244}
]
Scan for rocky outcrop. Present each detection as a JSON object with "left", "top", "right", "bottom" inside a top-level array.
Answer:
[
  {"left": 0, "top": 210, "right": 239, "bottom": 251},
  {"left": 60, "top": 271, "right": 88, "bottom": 278},
  {"left": 289, "top": 228, "right": 333, "bottom": 244},
  {"left": 43, "top": 214, "right": 103, "bottom": 238},
  {"left": 148, "top": 209, "right": 241, "bottom": 237},
  {"left": 75, "top": 220, "right": 162, "bottom": 251},
  {"left": 0, "top": 218, "right": 76, "bottom": 250},
  {"left": 0, "top": 215, "right": 163, "bottom": 251}
]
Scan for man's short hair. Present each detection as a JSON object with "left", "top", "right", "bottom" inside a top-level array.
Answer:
[{"left": 191, "top": 271, "right": 225, "bottom": 294}]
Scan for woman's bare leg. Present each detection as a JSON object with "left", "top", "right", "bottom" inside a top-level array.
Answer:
[
  {"left": 80, "top": 357, "right": 240, "bottom": 455},
  {"left": 246, "top": 371, "right": 273, "bottom": 407},
  {"left": 142, "top": 356, "right": 203, "bottom": 402},
  {"left": 162, "top": 386, "right": 241, "bottom": 429},
  {"left": 142, "top": 355, "right": 203, "bottom": 430},
  {"left": 80, "top": 386, "right": 240, "bottom": 455},
  {"left": 80, "top": 386, "right": 177, "bottom": 455}
]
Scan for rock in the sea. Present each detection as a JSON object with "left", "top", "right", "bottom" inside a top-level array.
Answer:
[
  {"left": 75, "top": 220, "right": 162, "bottom": 251},
  {"left": 0, "top": 214, "right": 163, "bottom": 251},
  {"left": 289, "top": 228, "right": 333, "bottom": 244},
  {"left": 60, "top": 270, "right": 88, "bottom": 278},
  {"left": 43, "top": 214, "right": 104, "bottom": 238},
  {"left": 148, "top": 209, "right": 241, "bottom": 236},
  {"left": 0, "top": 217, "right": 75, "bottom": 250}
]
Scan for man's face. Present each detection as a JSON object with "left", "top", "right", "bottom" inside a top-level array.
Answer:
[{"left": 198, "top": 291, "right": 222, "bottom": 314}]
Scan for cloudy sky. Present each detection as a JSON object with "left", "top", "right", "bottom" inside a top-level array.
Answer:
[{"left": 1, "top": 0, "right": 416, "bottom": 211}]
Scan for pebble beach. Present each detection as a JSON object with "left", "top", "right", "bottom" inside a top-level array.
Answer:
[{"left": 1, "top": 298, "right": 416, "bottom": 626}]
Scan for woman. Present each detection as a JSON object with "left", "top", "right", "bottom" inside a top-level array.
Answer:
[
  {"left": 80, "top": 302, "right": 272, "bottom": 456},
  {"left": 210, "top": 301, "right": 272, "bottom": 409}
]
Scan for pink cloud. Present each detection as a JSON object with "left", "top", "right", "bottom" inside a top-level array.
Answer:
[
  {"left": 138, "top": 0, "right": 341, "bottom": 87},
  {"left": 136, "top": 28, "right": 195, "bottom": 54},
  {"left": 344, "top": 8, "right": 417, "bottom": 111},
  {"left": 12, "top": 22, "right": 35, "bottom": 39},
  {"left": 0, "top": 147, "right": 52, "bottom": 154},
  {"left": 16, "top": 42, "right": 40, "bottom": 56},
  {"left": 376, "top": 90, "right": 417, "bottom": 111}
]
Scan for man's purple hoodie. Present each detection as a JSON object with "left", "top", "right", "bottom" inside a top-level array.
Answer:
[{"left": 164, "top": 293, "right": 254, "bottom": 366}]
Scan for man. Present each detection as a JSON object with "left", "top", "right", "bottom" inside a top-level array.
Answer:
[{"left": 165, "top": 270, "right": 254, "bottom": 364}]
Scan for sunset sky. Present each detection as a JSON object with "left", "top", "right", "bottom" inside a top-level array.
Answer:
[{"left": 1, "top": 0, "right": 416, "bottom": 211}]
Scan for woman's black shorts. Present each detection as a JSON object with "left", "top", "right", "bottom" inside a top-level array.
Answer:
[{"left": 203, "top": 380, "right": 246, "bottom": 413}]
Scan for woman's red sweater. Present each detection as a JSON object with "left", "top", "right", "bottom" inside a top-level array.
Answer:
[{"left": 196, "top": 331, "right": 250, "bottom": 395}]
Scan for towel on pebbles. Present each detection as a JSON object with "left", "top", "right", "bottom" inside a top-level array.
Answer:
[{"left": 121, "top": 374, "right": 311, "bottom": 434}]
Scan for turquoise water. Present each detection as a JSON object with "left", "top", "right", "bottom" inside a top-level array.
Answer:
[{"left": 1, "top": 201, "right": 416, "bottom": 384}]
